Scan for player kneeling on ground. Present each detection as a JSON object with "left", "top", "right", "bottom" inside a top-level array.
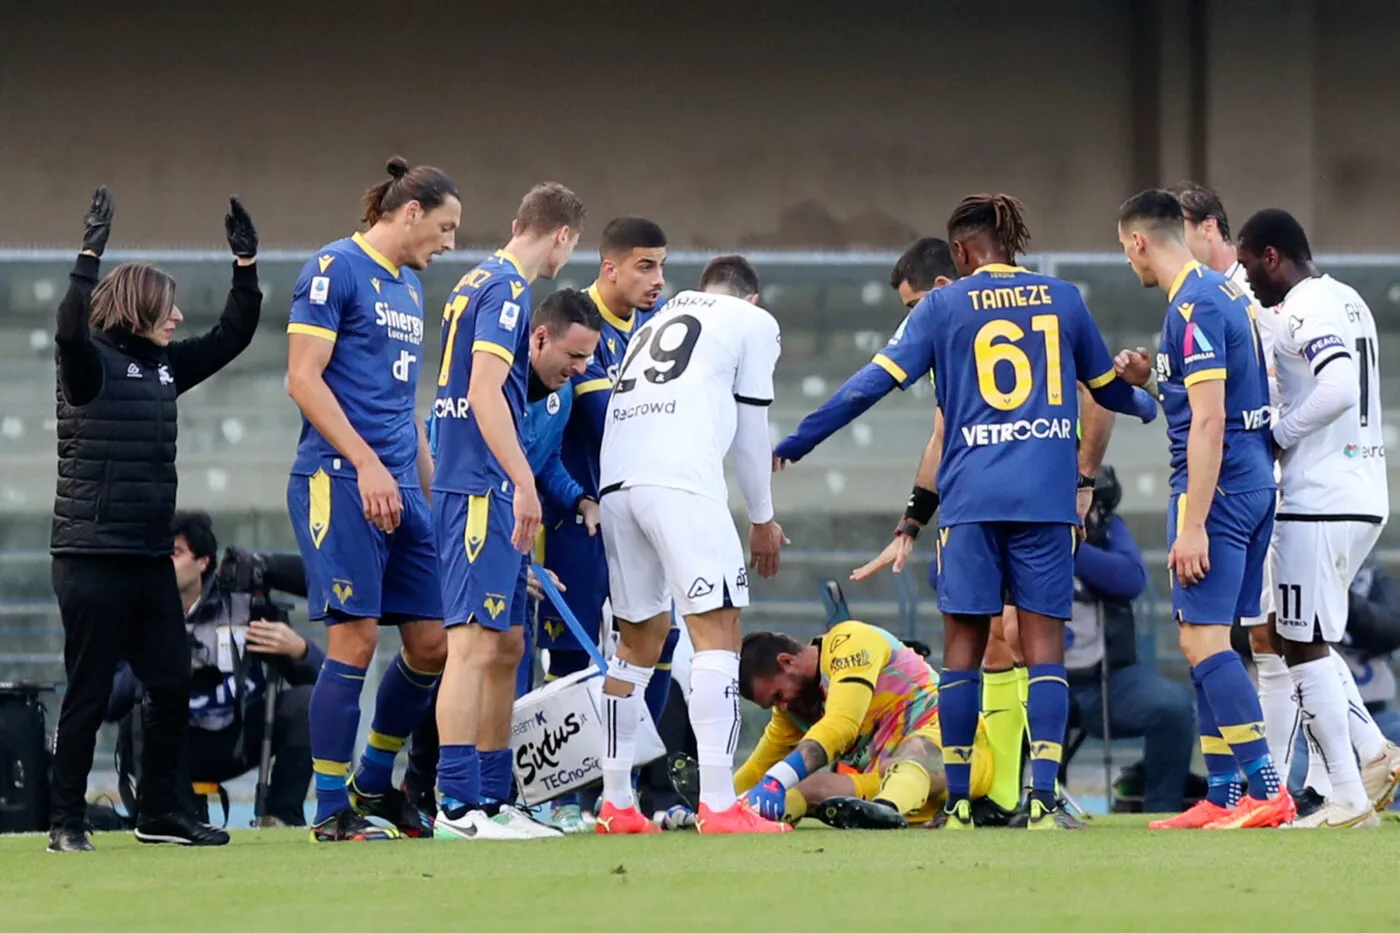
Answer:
[{"left": 728, "top": 621, "right": 991, "bottom": 828}]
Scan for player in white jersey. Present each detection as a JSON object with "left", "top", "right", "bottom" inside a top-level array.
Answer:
[
  {"left": 1175, "top": 185, "right": 1400, "bottom": 812},
  {"left": 593, "top": 254, "right": 789, "bottom": 835},
  {"left": 1238, "top": 208, "right": 1396, "bottom": 827}
]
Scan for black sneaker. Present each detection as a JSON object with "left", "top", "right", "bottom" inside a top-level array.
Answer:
[
  {"left": 971, "top": 798, "right": 1019, "bottom": 827},
  {"left": 47, "top": 827, "right": 94, "bottom": 853},
  {"left": 814, "top": 796, "right": 908, "bottom": 830},
  {"left": 349, "top": 781, "right": 432, "bottom": 838},
  {"left": 666, "top": 752, "right": 702, "bottom": 813},
  {"left": 135, "top": 811, "right": 230, "bottom": 846},
  {"left": 1295, "top": 786, "right": 1326, "bottom": 820},
  {"left": 309, "top": 806, "right": 399, "bottom": 843},
  {"left": 1007, "top": 800, "right": 1032, "bottom": 828}
]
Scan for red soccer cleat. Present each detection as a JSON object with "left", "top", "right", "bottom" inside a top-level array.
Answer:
[
  {"left": 1148, "top": 799, "right": 1233, "bottom": 830},
  {"left": 1203, "top": 790, "right": 1297, "bottom": 830},
  {"left": 595, "top": 802, "right": 661, "bottom": 835},
  {"left": 695, "top": 801, "right": 793, "bottom": 835}
]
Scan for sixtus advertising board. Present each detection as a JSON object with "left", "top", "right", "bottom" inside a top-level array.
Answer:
[{"left": 510, "top": 668, "right": 666, "bottom": 806}]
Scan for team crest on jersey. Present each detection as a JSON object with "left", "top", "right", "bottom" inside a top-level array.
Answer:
[
  {"left": 483, "top": 595, "right": 506, "bottom": 620},
  {"left": 546, "top": 392, "right": 561, "bottom": 415},
  {"left": 331, "top": 580, "right": 354, "bottom": 603}
]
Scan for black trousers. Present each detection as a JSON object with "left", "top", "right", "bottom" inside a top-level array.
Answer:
[
  {"left": 50, "top": 555, "right": 192, "bottom": 830},
  {"left": 189, "top": 686, "right": 313, "bottom": 826}
]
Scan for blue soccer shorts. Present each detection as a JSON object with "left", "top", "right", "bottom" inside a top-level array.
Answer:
[
  {"left": 935, "top": 521, "right": 1078, "bottom": 620},
  {"left": 1168, "top": 487, "right": 1275, "bottom": 625},
  {"left": 537, "top": 516, "right": 609, "bottom": 651},
  {"left": 287, "top": 469, "right": 442, "bottom": 625},
  {"left": 434, "top": 490, "right": 530, "bottom": 632}
]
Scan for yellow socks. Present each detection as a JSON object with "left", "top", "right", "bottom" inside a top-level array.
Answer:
[
  {"left": 874, "top": 760, "right": 932, "bottom": 816},
  {"left": 982, "top": 666, "right": 1027, "bottom": 811}
]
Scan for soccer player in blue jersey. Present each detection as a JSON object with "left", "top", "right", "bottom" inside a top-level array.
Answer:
[
  {"left": 431, "top": 183, "right": 588, "bottom": 841},
  {"left": 403, "top": 288, "right": 603, "bottom": 822},
  {"left": 540, "top": 217, "right": 671, "bottom": 830},
  {"left": 867, "top": 194, "right": 1158, "bottom": 830},
  {"left": 286, "top": 157, "right": 460, "bottom": 842},
  {"left": 776, "top": 233, "right": 1116, "bottom": 824},
  {"left": 1114, "top": 189, "right": 1294, "bottom": 830}
]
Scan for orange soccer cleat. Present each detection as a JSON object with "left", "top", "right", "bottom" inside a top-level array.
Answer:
[
  {"left": 595, "top": 802, "right": 661, "bottom": 835},
  {"left": 1148, "top": 799, "right": 1233, "bottom": 830},
  {"left": 1203, "top": 790, "right": 1297, "bottom": 830},
  {"left": 695, "top": 801, "right": 793, "bottom": 835}
]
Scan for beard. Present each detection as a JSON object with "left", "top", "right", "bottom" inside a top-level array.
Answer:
[{"left": 788, "top": 674, "right": 827, "bottom": 723}]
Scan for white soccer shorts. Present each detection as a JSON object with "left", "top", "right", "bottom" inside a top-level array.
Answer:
[
  {"left": 600, "top": 485, "right": 750, "bottom": 622},
  {"left": 1240, "top": 537, "right": 1277, "bottom": 628},
  {"left": 1272, "top": 520, "right": 1384, "bottom": 643}
]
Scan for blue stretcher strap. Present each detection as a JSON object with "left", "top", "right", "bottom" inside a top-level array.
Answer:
[{"left": 531, "top": 562, "right": 609, "bottom": 671}]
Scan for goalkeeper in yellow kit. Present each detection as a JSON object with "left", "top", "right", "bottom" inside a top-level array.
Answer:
[{"left": 716, "top": 620, "right": 993, "bottom": 827}]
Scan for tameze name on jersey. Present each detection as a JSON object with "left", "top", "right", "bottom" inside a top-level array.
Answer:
[
  {"left": 375, "top": 302, "right": 424, "bottom": 345},
  {"left": 960, "top": 417, "right": 1074, "bottom": 446}
]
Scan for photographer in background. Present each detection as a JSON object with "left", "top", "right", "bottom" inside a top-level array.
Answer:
[
  {"left": 1066, "top": 466, "right": 1196, "bottom": 814},
  {"left": 108, "top": 512, "right": 321, "bottom": 827}
]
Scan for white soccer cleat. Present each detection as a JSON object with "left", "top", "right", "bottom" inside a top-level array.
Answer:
[
  {"left": 1284, "top": 800, "right": 1380, "bottom": 830},
  {"left": 433, "top": 807, "right": 544, "bottom": 841},
  {"left": 1360, "top": 741, "right": 1400, "bottom": 810},
  {"left": 493, "top": 804, "right": 565, "bottom": 838}
]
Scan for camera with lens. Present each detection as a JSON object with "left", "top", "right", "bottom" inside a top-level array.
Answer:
[
  {"left": 1083, "top": 465, "right": 1122, "bottom": 548},
  {"left": 216, "top": 546, "right": 291, "bottom": 624}
]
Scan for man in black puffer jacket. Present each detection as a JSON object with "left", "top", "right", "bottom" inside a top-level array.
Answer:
[{"left": 47, "top": 187, "right": 262, "bottom": 853}]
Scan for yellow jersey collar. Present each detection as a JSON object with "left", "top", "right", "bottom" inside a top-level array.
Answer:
[
  {"left": 351, "top": 232, "right": 399, "bottom": 278},
  {"left": 971, "top": 262, "right": 1029, "bottom": 276},
  {"left": 1167, "top": 259, "right": 1201, "bottom": 302},
  {"left": 494, "top": 249, "right": 525, "bottom": 278},
  {"left": 587, "top": 282, "right": 634, "bottom": 333}
]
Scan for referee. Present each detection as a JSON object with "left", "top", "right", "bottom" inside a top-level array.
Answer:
[{"left": 47, "top": 188, "right": 262, "bottom": 852}]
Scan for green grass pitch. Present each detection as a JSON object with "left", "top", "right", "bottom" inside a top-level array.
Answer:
[{"left": 3, "top": 816, "right": 1396, "bottom": 932}]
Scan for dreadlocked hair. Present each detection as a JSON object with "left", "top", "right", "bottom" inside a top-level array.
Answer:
[{"left": 946, "top": 193, "right": 1032, "bottom": 260}]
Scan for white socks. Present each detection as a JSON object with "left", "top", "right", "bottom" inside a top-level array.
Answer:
[
  {"left": 1331, "top": 648, "right": 1386, "bottom": 761},
  {"left": 688, "top": 649, "right": 741, "bottom": 811},
  {"left": 1255, "top": 652, "right": 1297, "bottom": 774},
  {"left": 1292, "top": 656, "right": 1368, "bottom": 810},
  {"left": 601, "top": 657, "right": 653, "bottom": 810}
]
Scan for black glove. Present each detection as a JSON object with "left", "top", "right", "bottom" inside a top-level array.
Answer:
[
  {"left": 225, "top": 196, "right": 258, "bottom": 259},
  {"left": 82, "top": 186, "right": 114, "bottom": 256}
]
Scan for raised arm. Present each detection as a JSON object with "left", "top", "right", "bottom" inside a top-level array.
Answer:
[
  {"left": 167, "top": 199, "right": 262, "bottom": 393},
  {"left": 55, "top": 187, "right": 114, "bottom": 407}
]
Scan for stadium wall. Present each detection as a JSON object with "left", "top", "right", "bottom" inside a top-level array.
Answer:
[{"left": 8, "top": 0, "right": 1396, "bottom": 251}]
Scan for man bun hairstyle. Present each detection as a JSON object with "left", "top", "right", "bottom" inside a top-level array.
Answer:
[{"left": 361, "top": 155, "right": 459, "bottom": 226}]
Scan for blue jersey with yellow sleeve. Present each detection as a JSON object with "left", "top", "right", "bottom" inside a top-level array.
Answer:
[
  {"left": 1155, "top": 261, "right": 1275, "bottom": 495},
  {"left": 430, "top": 250, "right": 532, "bottom": 497},
  {"left": 555, "top": 283, "right": 659, "bottom": 510},
  {"left": 287, "top": 232, "right": 428, "bottom": 484},
  {"left": 872, "top": 264, "right": 1120, "bottom": 526}
]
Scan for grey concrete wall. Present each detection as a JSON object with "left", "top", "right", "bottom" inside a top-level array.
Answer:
[{"left": 2, "top": 0, "right": 1395, "bottom": 251}]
